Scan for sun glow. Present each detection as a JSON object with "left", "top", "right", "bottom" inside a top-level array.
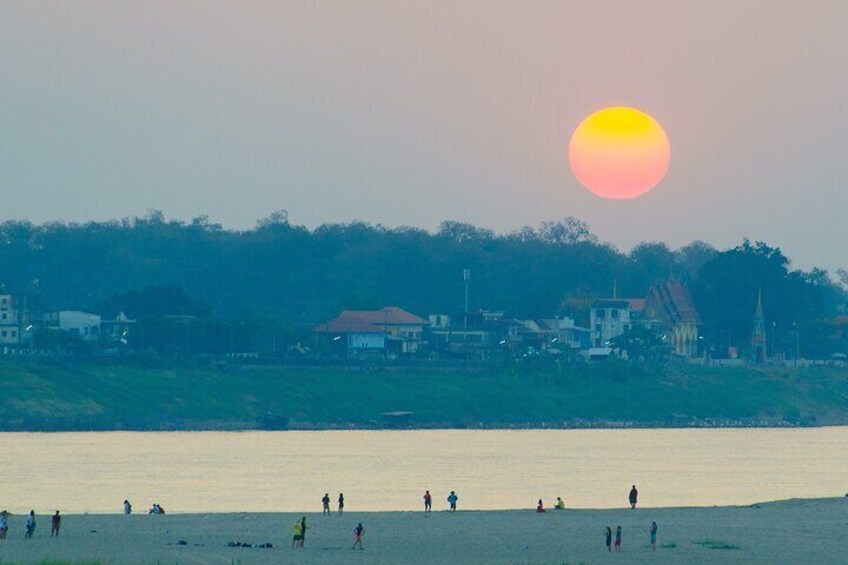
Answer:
[{"left": 569, "top": 107, "right": 670, "bottom": 199}]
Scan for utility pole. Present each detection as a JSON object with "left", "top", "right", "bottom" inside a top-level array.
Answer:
[{"left": 463, "top": 268, "right": 471, "bottom": 330}]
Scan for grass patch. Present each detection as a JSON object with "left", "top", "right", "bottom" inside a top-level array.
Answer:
[
  {"left": 694, "top": 539, "right": 740, "bottom": 550},
  {"left": 661, "top": 542, "right": 677, "bottom": 548}
]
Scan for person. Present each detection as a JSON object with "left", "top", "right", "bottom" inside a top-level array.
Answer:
[
  {"left": 423, "top": 490, "right": 432, "bottom": 513},
  {"left": 149, "top": 503, "right": 159, "bottom": 515},
  {"left": 629, "top": 485, "right": 638, "bottom": 509},
  {"left": 605, "top": 525, "right": 612, "bottom": 552},
  {"left": 352, "top": 522, "right": 365, "bottom": 550},
  {"left": 338, "top": 493, "right": 345, "bottom": 515},
  {"left": 650, "top": 521, "right": 658, "bottom": 552},
  {"left": 536, "top": 499, "right": 546, "bottom": 513},
  {"left": 51, "top": 511, "right": 61, "bottom": 537},
  {"left": 292, "top": 518, "right": 302, "bottom": 548},
  {"left": 123, "top": 500, "right": 132, "bottom": 515},
  {"left": 0, "top": 510, "right": 9, "bottom": 539},
  {"left": 322, "top": 493, "right": 331, "bottom": 516},
  {"left": 614, "top": 525, "right": 622, "bottom": 552},
  {"left": 447, "top": 491, "right": 458, "bottom": 512},
  {"left": 299, "top": 516, "right": 308, "bottom": 548},
  {"left": 25, "top": 510, "right": 36, "bottom": 539},
  {"left": 554, "top": 497, "right": 565, "bottom": 510},
  {"left": 158, "top": 504, "right": 165, "bottom": 515}
]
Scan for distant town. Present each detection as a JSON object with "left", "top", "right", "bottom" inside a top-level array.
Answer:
[{"left": 2, "top": 278, "right": 845, "bottom": 367}]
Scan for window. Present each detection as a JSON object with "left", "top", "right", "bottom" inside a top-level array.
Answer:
[
  {"left": 11, "top": 330, "right": 17, "bottom": 337},
  {"left": 1, "top": 331, "right": 6, "bottom": 337},
  {"left": 1, "top": 313, "right": 6, "bottom": 320},
  {"left": 595, "top": 309, "right": 604, "bottom": 318}
]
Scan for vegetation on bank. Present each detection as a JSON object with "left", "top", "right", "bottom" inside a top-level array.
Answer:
[{"left": 1, "top": 359, "right": 847, "bottom": 430}]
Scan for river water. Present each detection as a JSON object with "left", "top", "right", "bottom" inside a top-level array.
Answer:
[{"left": 2, "top": 428, "right": 846, "bottom": 514}]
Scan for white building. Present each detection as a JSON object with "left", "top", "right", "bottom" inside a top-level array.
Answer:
[
  {"left": 589, "top": 299, "right": 645, "bottom": 347},
  {"left": 58, "top": 311, "right": 102, "bottom": 341}
]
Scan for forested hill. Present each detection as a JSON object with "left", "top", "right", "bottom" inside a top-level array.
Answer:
[{"left": 0, "top": 212, "right": 845, "bottom": 355}]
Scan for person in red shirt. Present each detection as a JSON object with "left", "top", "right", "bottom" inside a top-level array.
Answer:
[
  {"left": 423, "top": 490, "right": 432, "bottom": 513},
  {"left": 536, "top": 499, "right": 546, "bottom": 513}
]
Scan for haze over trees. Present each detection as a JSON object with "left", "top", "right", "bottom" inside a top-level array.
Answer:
[{"left": 0, "top": 211, "right": 844, "bottom": 357}]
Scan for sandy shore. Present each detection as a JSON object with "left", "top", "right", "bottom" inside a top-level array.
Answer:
[{"left": 0, "top": 498, "right": 843, "bottom": 564}]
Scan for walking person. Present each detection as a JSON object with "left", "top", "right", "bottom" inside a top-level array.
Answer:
[
  {"left": 351, "top": 523, "right": 365, "bottom": 550},
  {"left": 338, "top": 493, "right": 345, "bottom": 516},
  {"left": 0, "top": 510, "right": 9, "bottom": 539},
  {"left": 322, "top": 493, "right": 331, "bottom": 516},
  {"left": 650, "top": 521, "right": 658, "bottom": 552},
  {"left": 629, "top": 485, "right": 638, "bottom": 509},
  {"left": 447, "top": 491, "right": 458, "bottom": 512},
  {"left": 614, "top": 525, "right": 622, "bottom": 552},
  {"left": 24, "top": 510, "right": 36, "bottom": 539},
  {"left": 605, "top": 525, "right": 612, "bottom": 552},
  {"left": 51, "top": 511, "right": 61, "bottom": 537},
  {"left": 423, "top": 490, "right": 432, "bottom": 513}
]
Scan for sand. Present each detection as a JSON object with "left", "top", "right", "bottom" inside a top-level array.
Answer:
[{"left": 0, "top": 498, "right": 843, "bottom": 564}]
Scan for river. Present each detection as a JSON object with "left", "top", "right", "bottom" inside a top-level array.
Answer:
[{"left": 2, "top": 428, "right": 846, "bottom": 513}]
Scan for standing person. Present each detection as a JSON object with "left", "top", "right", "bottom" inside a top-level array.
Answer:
[
  {"left": 51, "top": 511, "right": 61, "bottom": 537},
  {"left": 352, "top": 523, "right": 365, "bottom": 550},
  {"left": 338, "top": 493, "right": 345, "bottom": 516},
  {"left": 650, "top": 521, "right": 658, "bottom": 552},
  {"left": 629, "top": 485, "right": 638, "bottom": 509},
  {"left": 423, "top": 490, "right": 432, "bottom": 513},
  {"left": 299, "top": 516, "right": 308, "bottom": 548},
  {"left": 605, "top": 525, "right": 612, "bottom": 552},
  {"left": 614, "top": 525, "right": 622, "bottom": 552},
  {"left": 322, "top": 493, "right": 331, "bottom": 516},
  {"left": 24, "top": 510, "right": 36, "bottom": 539},
  {"left": 536, "top": 499, "right": 546, "bottom": 513},
  {"left": 292, "top": 518, "right": 302, "bottom": 548},
  {"left": 447, "top": 491, "right": 458, "bottom": 512},
  {"left": 0, "top": 510, "right": 9, "bottom": 539},
  {"left": 123, "top": 500, "right": 132, "bottom": 515}
]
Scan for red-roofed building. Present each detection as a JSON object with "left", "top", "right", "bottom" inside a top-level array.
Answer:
[
  {"left": 645, "top": 281, "right": 702, "bottom": 358},
  {"left": 315, "top": 306, "right": 427, "bottom": 356}
]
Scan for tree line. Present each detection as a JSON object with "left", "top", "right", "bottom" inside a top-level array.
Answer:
[{"left": 1, "top": 211, "right": 845, "bottom": 358}]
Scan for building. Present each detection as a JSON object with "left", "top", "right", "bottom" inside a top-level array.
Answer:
[
  {"left": 589, "top": 298, "right": 645, "bottom": 347},
  {"left": 58, "top": 311, "right": 102, "bottom": 342},
  {"left": 315, "top": 306, "right": 426, "bottom": 356},
  {"left": 100, "top": 311, "right": 138, "bottom": 345},
  {"left": 644, "top": 281, "right": 701, "bottom": 358},
  {"left": 0, "top": 293, "right": 43, "bottom": 347},
  {"left": 314, "top": 314, "right": 387, "bottom": 355}
]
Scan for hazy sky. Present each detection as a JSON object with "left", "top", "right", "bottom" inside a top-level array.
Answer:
[{"left": 1, "top": 1, "right": 846, "bottom": 271}]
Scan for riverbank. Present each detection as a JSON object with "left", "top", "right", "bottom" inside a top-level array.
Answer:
[
  {"left": 0, "top": 498, "right": 843, "bottom": 564},
  {"left": 2, "top": 359, "right": 847, "bottom": 430}
]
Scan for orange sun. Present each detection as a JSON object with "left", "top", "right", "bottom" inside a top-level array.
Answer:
[{"left": 569, "top": 106, "right": 670, "bottom": 199}]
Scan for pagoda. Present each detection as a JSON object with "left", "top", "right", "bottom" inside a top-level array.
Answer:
[{"left": 750, "top": 289, "right": 768, "bottom": 363}]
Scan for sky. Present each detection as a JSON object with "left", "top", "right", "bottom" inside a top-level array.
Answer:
[{"left": 1, "top": 1, "right": 846, "bottom": 271}]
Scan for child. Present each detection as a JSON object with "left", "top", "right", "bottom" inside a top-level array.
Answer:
[
  {"left": 352, "top": 523, "right": 365, "bottom": 549},
  {"left": 615, "top": 525, "right": 622, "bottom": 552},
  {"left": 605, "top": 526, "right": 612, "bottom": 552}
]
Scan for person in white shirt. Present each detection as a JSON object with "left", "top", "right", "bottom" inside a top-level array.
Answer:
[{"left": 24, "top": 510, "right": 36, "bottom": 538}]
